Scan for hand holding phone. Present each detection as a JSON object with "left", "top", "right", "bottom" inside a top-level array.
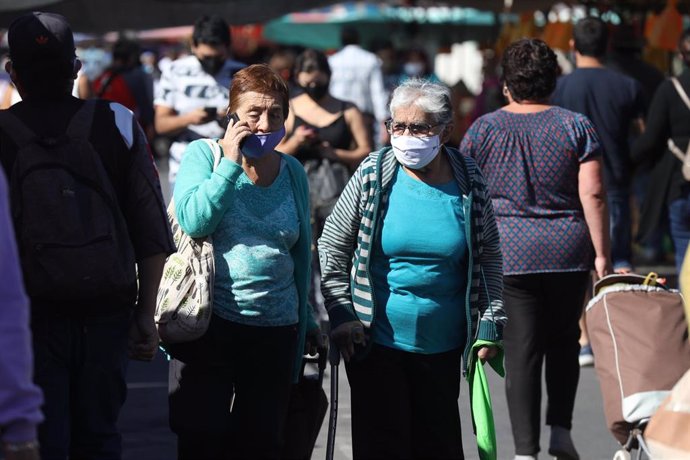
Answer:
[{"left": 219, "top": 112, "right": 250, "bottom": 164}]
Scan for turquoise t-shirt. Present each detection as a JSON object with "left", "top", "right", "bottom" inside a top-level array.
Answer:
[
  {"left": 370, "top": 166, "right": 468, "bottom": 353},
  {"left": 212, "top": 161, "right": 300, "bottom": 326}
]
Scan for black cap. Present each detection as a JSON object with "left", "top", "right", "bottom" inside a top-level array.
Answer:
[{"left": 8, "top": 11, "right": 76, "bottom": 68}]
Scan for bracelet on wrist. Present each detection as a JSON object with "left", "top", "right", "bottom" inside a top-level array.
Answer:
[{"left": 3, "top": 440, "right": 39, "bottom": 452}]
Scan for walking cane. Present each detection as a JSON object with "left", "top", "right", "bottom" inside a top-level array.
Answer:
[{"left": 326, "top": 339, "right": 340, "bottom": 460}]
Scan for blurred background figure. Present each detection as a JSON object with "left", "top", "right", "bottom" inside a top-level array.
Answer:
[
  {"left": 328, "top": 26, "right": 389, "bottom": 148},
  {"left": 399, "top": 47, "right": 441, "bottom": 84},
  {"left": 267, "top": 47, "right": 300, "bottom": 96},
  {"left": 372, "top": 38, "right": 401, "bottom": 95},
  {"left": 607, "top": 24, "right": 669, "bottom": 266},
  {"left": 0, "top": 49, "right": 11, "bottom": 108},
  {"left": 633, "top": 28, "right": 690, "bottom": 274},
  {"left": 609, "top": 24, "right": 665, "bottom": 108},
  {"left": 470, "top": 49, "right": 505, "bottom": 123},
  {"left": 93, "top": 38, "right": 155, "bottom": 142},
  {"left": 552, "top": 17, "right": 645, "bottom": 275},
  {"left": 154, "top": 15, "right": 245, "bottom": 188},
  {"left": 140, "top": 50, "right": 159, "bottom": 80},
  {"left": 279, "top": 48, "right": 371, "bottom": 321}
]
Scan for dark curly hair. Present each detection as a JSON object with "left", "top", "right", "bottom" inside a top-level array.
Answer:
[{"left": 501, "top": 38, "right": 559, "bottom": 103}]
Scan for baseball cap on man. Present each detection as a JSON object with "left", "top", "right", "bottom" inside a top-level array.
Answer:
[{"left": 8, "top": 11, "right": 76, "bottom": 68}]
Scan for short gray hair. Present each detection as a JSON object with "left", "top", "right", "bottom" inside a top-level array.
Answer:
[{"left": 389, "top": 79, "right": 452, "bottom": 125}]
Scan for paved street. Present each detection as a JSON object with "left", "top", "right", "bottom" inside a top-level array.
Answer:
[
  {"left": 120, "top": 350, "right": 626, "bottom": 460},
  {"left": 119, "top": 158, "right": 663, "bottom": 460}
]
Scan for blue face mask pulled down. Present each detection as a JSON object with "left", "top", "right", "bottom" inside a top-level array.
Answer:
[{"left": 240, "top": 126, "right": 286, "bottom": 159}]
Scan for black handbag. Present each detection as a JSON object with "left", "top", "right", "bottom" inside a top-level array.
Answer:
[{"left": 282, "top": 346, "right": 329, "bottom": 460}]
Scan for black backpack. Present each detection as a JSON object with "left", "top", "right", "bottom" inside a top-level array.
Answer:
[{"left": 0, "top": 101, "right": 137, "bottom": 304}]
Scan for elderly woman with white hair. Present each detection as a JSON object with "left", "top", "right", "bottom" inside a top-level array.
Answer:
[{"left": 318, "top": 79, "right": 507, "bottom": 460}]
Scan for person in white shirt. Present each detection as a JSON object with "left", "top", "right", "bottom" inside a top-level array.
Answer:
[
  {"left": 154, "top": 15, "right": 244, "bottom": 187},
  {"left": 328, "top": 27, "right": 389, "bottom": 147}
]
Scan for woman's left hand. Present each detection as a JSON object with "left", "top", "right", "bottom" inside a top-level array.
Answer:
[
  {"left": 477, "top": 345, "right": 499, "bottom": 362},
  {"left": 305, "top": 328, "right": 328, "bottom": 356},
  {"left": 219, "top": 115, "right": 252, "bottom": 165}
]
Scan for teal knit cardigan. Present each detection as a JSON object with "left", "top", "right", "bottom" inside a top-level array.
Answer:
[{"left": 174, "top": 139, "right": 318, "bottom": 383}]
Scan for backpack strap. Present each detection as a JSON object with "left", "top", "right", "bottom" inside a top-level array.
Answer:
[
  {"left": 670, "top": 77, "right": 690, "bottom": 112},
  {"left": 66, "top": 100, "right": 97, "bottom": 139},
  {"left": 0, "top": 109, "right": 38, "bottom": 146}
]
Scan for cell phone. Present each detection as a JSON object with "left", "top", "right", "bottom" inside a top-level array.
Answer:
[
  {"left": 218, "top": 112, "right": 238, "bottom": 130},
  {"left": 227, "top": 113, "right": 247, "bottom": 148}
]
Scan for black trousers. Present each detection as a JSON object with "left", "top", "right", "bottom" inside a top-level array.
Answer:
[
  {"left": 502, "top": 271, "right": 589, "bottom": 456},
  {"left": 32, "top": 311, "right": 130, "bottom": 460},
  {"left": 345, "top": 343, "right": 465, "bottom": 460},
  {"left": 168, "top": 315, "right": 298, "bottom": 460}
]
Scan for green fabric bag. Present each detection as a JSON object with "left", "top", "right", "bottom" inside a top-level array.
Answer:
[{"left": 467, "top": 339, "right": 505, "bottom": 460}]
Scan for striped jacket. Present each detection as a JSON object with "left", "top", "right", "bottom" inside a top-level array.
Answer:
[{"left": 318, "top": 146, "right": 507, "bottom": 373}]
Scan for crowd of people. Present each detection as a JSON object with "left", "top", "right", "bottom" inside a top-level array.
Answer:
[{"left": 0, "top": 7, "right": 689, "bottom": 460}]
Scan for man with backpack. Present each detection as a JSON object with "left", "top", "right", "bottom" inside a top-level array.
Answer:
[{"left": 0, "top": 12, "right": 175, "bottom": 460}]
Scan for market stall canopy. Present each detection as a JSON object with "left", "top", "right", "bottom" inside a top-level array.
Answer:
[
  {"left": 444, "top": 0, "right": 566, "bottom": 11},
  {"left": 264, "top": 2, "right": 502, "bottom": 49},
  {"left": 0, "top": 0, "right": 341, "bottom": 31}
]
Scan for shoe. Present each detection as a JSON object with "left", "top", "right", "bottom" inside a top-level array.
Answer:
[
  {"left": 549, "top": 426, "right": 579, "bottom": 460},
  {"left": 514, "top": 456, "right": 537, "bottom": 460},
  {"left": 579, "top": 344, "right": 594, "bottom": 367}
]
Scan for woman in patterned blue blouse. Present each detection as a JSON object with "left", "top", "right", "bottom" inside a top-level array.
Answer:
[{"left": 460, "top": 39, "right": 612, "bottom": 460}]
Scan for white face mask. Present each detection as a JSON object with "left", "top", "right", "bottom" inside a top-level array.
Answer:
[
  {"left": 390, "top": 134, "right": 441, "bottom": 170},
  {"left": 403, "top": 62, "right": 425, "bottom": 77}
]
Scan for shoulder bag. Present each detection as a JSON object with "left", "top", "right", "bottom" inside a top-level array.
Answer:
[
  {"left": 155, "top": 139, "right": 222, "bottom": 344},
  {"left": 667, "top": 77, "right": 690, "bottom": 181}
]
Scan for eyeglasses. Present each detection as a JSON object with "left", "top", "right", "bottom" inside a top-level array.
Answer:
[{"left": 385, "top": 119, "right": 441, "bottom": 137}]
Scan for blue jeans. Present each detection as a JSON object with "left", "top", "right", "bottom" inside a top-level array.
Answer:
[
  {"left": 669, "top": 194, "right": 690, "bottom": 274},
  {"left": 608, "top": 187, "right": 632, "bottom": 270},
  {"left": 32, "top": 311, "right": 130, "bottom": 460}
]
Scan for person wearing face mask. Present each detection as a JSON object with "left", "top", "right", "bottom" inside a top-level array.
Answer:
[
  {"left": 279, "top": 48, "right": 371, "bottom": 320},
  {"left": 399, "top": 47, "right": 441, "bottom": 84},
  {"left": 168, "top": 64, "right": 324, "bottom": 459},
  {"left": 154, "top": 15, "right": 245, "bottom": 189},
  {"left": 461, "top": 39, "right": 611, "bottom": 460},
  {"left": 318, "top": 79, "right": 506, "bottom": 460}
]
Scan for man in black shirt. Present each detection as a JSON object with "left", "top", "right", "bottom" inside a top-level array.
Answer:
[
  {"left": 552, "top": 17, "right": 646, "bottom": 274},
  {"left": 0, "top": 12, "right": 174, "bottom": 459}
]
